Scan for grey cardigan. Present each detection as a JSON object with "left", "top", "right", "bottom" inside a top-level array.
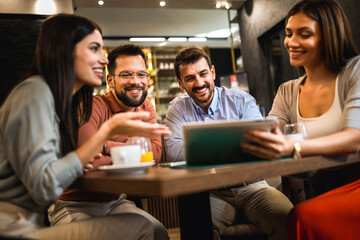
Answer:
[
  {"left": 0, "top": 76, "right": 83, "bottom": 212},
  {"left": 269, "top": 55, "right": 360, "bottom": 132}
]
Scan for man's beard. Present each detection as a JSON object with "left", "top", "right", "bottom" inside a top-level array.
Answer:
[
  {"left": 191, "top": 83, "right": 212, "bottom": 103},
  {"left": 115, "top": 84, "right": 148, "bottom": 107}
]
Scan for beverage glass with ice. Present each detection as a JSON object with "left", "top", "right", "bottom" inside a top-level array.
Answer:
[{"left": 284, "top": 123, "right": 307, "bottom": 141}]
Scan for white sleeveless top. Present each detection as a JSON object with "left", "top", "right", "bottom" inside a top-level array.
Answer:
[{"left": 297, "top": 77, "right": 342, "bottom": 139}]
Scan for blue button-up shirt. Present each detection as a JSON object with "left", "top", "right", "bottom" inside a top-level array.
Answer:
[{"left": 164, "top": 86, "right": 263, "bottom": 162}]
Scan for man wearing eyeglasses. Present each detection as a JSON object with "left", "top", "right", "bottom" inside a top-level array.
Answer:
[
  {"left": 47, "top": 45, "right": 169, "bottom": 240},
  {"left": 79, "top": 44, "right": 161, "bottom": 170}
]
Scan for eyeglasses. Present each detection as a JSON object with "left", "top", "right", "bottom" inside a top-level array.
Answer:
[{"left": 112, "top": 71, "right": 149, "bottom": 81}]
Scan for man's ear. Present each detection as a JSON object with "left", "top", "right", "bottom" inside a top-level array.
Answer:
[
  {"left": 107, "top": 74, "right": 114, "bottom": 88},
  {"left": 176, "top": 78, "right": 185, "bottom": 90},
  {"left": 211, "top": 65, "right": 216, "bottom": 81}
]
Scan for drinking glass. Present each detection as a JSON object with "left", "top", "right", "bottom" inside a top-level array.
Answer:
[
  {"left": 127, "top": 137, "right": 154, "bottom": 162},
  {"left": 283, "top": 123, "right": 307, "bottom": 141}
]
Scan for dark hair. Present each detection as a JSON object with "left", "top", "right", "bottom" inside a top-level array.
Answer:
[
  {"left": 26, "top": 13, "right": 102, "bottom": 155},
  {"left": 174, "top": 47, "right": 212, "bottom": 80},
  {"left": 107, "top": 44, "right": 146, "bottom": 74},
  {"left": 285, "top": 0, "right": 359, "bottom": 75}
]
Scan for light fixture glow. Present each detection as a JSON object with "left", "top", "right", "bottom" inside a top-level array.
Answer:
[
  {"left": 130, "top": 37, "right": 166, "bottom": 42},
  {"left": 158, "top": 42, "right": 167, "bottom": 47},
  {"left": 35, "top": 0, "right": 56, "bottom": 14},
  {"left": 168, "top": 37, "right": 187, "bottom": 42},
  {"left": 188, "top": 37, "right": 207, "bottom": 42},
  {"left": 159, "top": 1, "right": 166, "bottom": 7},
  {"left": 216, "top": 1, "right": 231, "bottom": 9},
  {"left": 98, "top": 0, "right": 104, "bottom": 6}
]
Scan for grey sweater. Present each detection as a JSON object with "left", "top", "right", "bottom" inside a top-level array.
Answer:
[
  {"left": 0, "top": 76, "right": 83, "bottom": 212},
  {"left": 269, "top": 56, "right": 360, "bottom": 132}
]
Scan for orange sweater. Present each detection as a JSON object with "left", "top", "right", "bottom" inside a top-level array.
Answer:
[{"left": 59, "top": 91, "right": 161, "bottom": 202}]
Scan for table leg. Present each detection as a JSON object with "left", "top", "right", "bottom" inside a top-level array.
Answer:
[{"left": 178, "top": 191, "right": 213, "bottom": 240}]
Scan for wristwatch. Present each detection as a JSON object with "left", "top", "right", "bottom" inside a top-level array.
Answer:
[
  {"left": 102, "top": 143, "right": 107, "bottom": 155},
  {"left": 293, "top": 142, "right": 302, "bottom": 159}
]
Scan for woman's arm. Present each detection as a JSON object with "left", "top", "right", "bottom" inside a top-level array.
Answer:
[
  {"left": 75, "top": 111, "right": 171, "bottom": 166},
  {"left": 241, "top": 122, "right": 360, "bottom": 160}
]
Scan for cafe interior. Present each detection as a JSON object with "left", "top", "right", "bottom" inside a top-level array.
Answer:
[{"left": 1, "top": 0, "right": 360, "bottom": 239}]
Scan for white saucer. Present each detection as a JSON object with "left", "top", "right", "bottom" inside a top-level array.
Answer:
[{"left": 99, "top": 162, "right": 155, "bottom": 174}]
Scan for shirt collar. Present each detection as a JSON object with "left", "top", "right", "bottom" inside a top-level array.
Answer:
[{"left": 189, "top": 86, "right": 218, "bottom": 116}]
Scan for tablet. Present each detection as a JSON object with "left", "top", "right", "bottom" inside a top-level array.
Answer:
[{"left": 183, "top": 117, "right": 277, "bottom": 166}]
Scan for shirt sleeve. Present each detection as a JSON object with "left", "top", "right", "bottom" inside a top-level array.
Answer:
[
  {"left": 164, "top": 101, "right": 186, "bottom": 162},
  {"left": 78, "top": 96, "right": 119, "bottom": 169},
  {"left": 238, "top": 91, "right": 263, "bottom": 120},
  {"left": 1, "top": 79, "right": 83, "bottom": 207},
  {"left": 340, "top": 57, "right": 360, "bottom": 130},
  {"left": 268, "top": 83, "right": 292, "bottom": 130}
]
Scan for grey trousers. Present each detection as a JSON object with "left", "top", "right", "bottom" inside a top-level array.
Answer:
[
  {"left": 0, "top": 196, "right": 169, "bottom": 240},
  {"left": 210, "top": 181, "right": 293, "bottom": 240}
]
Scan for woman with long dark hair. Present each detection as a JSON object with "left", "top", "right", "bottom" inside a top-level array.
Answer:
[
  {"left": 241, "top": 0, "right": 360, "bottom": 239},
  {"left": 0, "top": 13, "right": 170, "bottom": 239},
  {"left": 242, "top": 0, "right": 360, "bottom": 166}
]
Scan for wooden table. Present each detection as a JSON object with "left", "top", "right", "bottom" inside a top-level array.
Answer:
[{"left": 72, "top": 154, "right": 359, "bottom": 240}]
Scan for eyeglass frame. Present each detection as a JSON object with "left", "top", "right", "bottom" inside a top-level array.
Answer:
[{"left": 111, "top": 70, "right": 149, "bottom": 82}]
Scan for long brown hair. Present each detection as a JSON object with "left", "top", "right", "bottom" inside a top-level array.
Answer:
[
  {"left": 26, "top": 14, "right": 102, "bottom": 155},
  {"left": 285, "top": 0, "right": 359, "bottom": 75}
]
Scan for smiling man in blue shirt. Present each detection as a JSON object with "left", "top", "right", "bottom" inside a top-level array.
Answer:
[{"left": 164, "top": 47, "right": 293, "bottom": 240}]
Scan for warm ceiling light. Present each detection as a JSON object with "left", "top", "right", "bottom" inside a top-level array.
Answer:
[
  {"left": 35, "top": 0, "right": 56, "bottom": 14},
  {"left": 130, "top": 37, "right": 166, "bottom": 42},
  {"left": 188, "top": 37, "right": 207, "bottom": 42},
  {"left": 98, "top": 0, "right": 104, "bottom": 5},
  {"left": 216, "top": 1, "right": 231, "bottom": 9},
  {"left": 168, "top": 37, "right": 187, "bottom": 42},
  {"left": 159, "top": 1, "right": 166, "bottom": 7},
  {"left": 158, "top": 42, "right": 167, "bottom": 47}
]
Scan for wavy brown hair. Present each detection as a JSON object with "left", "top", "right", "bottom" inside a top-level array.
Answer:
[{"left": 285, "top": 0, "right": 359, "bottom": 75}]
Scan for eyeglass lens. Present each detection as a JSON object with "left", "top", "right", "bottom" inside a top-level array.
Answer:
[{"left": 117, "top": 71, "right": 148, "bottom": 80}]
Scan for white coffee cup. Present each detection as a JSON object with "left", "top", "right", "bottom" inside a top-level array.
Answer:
[{"left": 110, "top": 145, "right": 141, "bottom": 166}]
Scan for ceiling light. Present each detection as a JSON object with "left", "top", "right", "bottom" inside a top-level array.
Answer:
[
  {"left": 98, "top": 0, "right": 104, "bottom": 6},
  {"left": 130, "top": 37, "right": 166, "bottom": 42},
  {"left": 35, "top": 0, "right": 56, "bottom": 14},
  {"left": 168, "top": 37, "right": 187, "bottom": 42},
  {"left": 159, "top": 1, "right": 166, "bottom": 7},
  {"left": 188, "top": 37, "right": 207, "bottom": 42},
  {"left": 216, "top": 1, "right": 231, "bottom": 9},
  {"left": 158, "top": 42, "right": 167, "bottom": 47}
]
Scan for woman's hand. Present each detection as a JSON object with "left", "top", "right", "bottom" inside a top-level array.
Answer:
[
  {"left": 83, "top": 154, "right": 95, "bottom": 173},
  {"left": 240, "top": 121, "right": 294, "bottom": 160},
  {"left": 103, "top": 111, "right": 172, "bottom": 139},
  {"left": 76, "top": 111, "right": 171, "bottom": 168}
]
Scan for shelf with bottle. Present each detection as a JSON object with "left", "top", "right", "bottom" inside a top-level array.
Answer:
[
  {"left": 158, "top": 61, "right": 175, "bottom": 71},
  {"left": 152, "top": 47, "right": 185, "bottom": 123}
]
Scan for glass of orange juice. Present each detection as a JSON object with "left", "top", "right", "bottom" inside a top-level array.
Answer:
[{"left": 127, "top": 137, "right": 153, "bottom": 163}]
